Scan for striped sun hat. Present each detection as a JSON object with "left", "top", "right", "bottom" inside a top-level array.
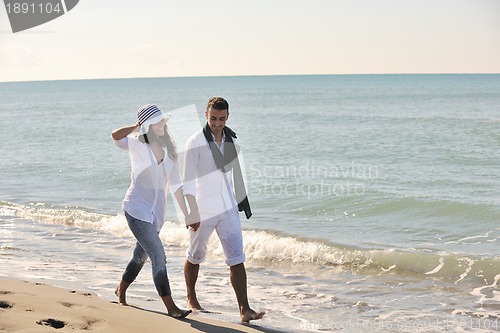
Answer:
[{"left": 137, "top": 104, "right": 170, "bottom": 135}]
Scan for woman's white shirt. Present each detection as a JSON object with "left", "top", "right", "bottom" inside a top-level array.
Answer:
[{"left": 115, "top": 135, "right": 182, "bottom": 231}]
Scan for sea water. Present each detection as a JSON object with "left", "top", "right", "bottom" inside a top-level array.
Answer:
[{"left": 0, "top": 75, "right": 499, "bottom": 332}]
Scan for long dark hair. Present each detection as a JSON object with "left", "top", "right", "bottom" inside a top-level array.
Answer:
[{"left": 138, "top": 124, "right": 177, "bottom": 159}]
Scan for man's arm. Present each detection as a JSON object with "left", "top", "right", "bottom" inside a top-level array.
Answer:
[
  {"left": 183, "top": 137, "right": 201, "bottom": 231},
  {"left": 185, "top": 194, "right": 200, "bottom": 231}
]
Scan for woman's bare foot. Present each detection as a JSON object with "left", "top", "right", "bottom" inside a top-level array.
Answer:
[
  {"left": 114, "top": 285, "right": 128, "bottom": 306},
  {"left": 240, "top": 309, "right": 265, "bottom": 323},
  {"left": 162, "top": 295, "right": 192, "bottom": 319},
  {"left": 167, "top": 308, "right": 192, "bottom": 318}
]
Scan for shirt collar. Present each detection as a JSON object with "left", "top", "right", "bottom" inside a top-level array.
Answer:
[{"left": 211, "top": 130, "right": 226, "bottom": 143}]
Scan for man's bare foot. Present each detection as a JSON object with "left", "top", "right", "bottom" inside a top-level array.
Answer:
[
  {"left": 114, "top": 286, "right": 128, "bottom": 306},
  {"left": 240, "top": 309, "right": 265, "bottom": 323},
  {"left": 187, "top": 297, "right": 204, "bottom": 311}
]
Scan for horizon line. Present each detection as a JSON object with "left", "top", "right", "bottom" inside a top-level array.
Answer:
[{"left": 1, "top": 72, "right": 499, "bottom": 84}]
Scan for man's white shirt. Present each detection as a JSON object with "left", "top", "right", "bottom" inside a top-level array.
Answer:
[{"left": 183, "top": 129, "right": 238, "bottom": 220}]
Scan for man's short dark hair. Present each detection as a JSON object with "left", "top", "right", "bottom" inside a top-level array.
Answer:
[{"left": 207, "top": 97, "right": 229, "bottom": 114}]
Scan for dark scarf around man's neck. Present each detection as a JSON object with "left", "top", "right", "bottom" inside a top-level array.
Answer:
[{"left": 203, "top": 123, "right": 252, "bottom": 219}]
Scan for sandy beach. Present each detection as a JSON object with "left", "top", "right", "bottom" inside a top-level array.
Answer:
[{"left": 0, "top": 278, "right": 282, "bottom": 333}]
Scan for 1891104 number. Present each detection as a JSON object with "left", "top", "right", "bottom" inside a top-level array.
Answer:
[{"left": 5, "top": 2, "right": 62, "bottom": 14}]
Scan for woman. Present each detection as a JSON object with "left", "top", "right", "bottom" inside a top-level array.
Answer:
[{"left": 111, "top": 104, "right": 191, "bottom": 318}]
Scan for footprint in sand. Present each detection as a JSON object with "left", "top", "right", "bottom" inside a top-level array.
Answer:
[
  {"left": 36, "top": 318, "right": 66, "bottom": 329},
  {"left": 70, "top": 291, "right": 93, "bottom": 297},
  {"left": 0, "top": 301, "right": 13, "bottom": 309},
  {"left": 60, "top": 301, "right": 76, "bottom": 308},
  {"left": 79, "top": 318, "right": 103, "bottom": 330}
]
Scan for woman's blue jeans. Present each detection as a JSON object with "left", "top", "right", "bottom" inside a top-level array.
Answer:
[{"left": 122, "top": 211, "right": 171, "bottom": 297}]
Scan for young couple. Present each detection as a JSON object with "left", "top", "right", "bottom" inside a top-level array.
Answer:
[{"left": 111, "top": 97, "right": 265, "bottom": 322}]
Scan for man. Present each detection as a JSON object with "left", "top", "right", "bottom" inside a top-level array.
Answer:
[{"left": 183, "top": 97, "right": 265, "bottom": 323}]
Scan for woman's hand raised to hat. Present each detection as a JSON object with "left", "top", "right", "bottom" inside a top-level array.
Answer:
[{"left": 111, "top": 123, "right": 141, "bottom": 141}]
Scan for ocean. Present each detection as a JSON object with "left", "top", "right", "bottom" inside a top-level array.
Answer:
[{"left": 0, "top": 74, "right": 499, "bottom": 332}]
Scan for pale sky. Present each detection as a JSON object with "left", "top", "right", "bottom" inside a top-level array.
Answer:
[{"left": 1, "top": 0, "right": 499, "bottom": 82}]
